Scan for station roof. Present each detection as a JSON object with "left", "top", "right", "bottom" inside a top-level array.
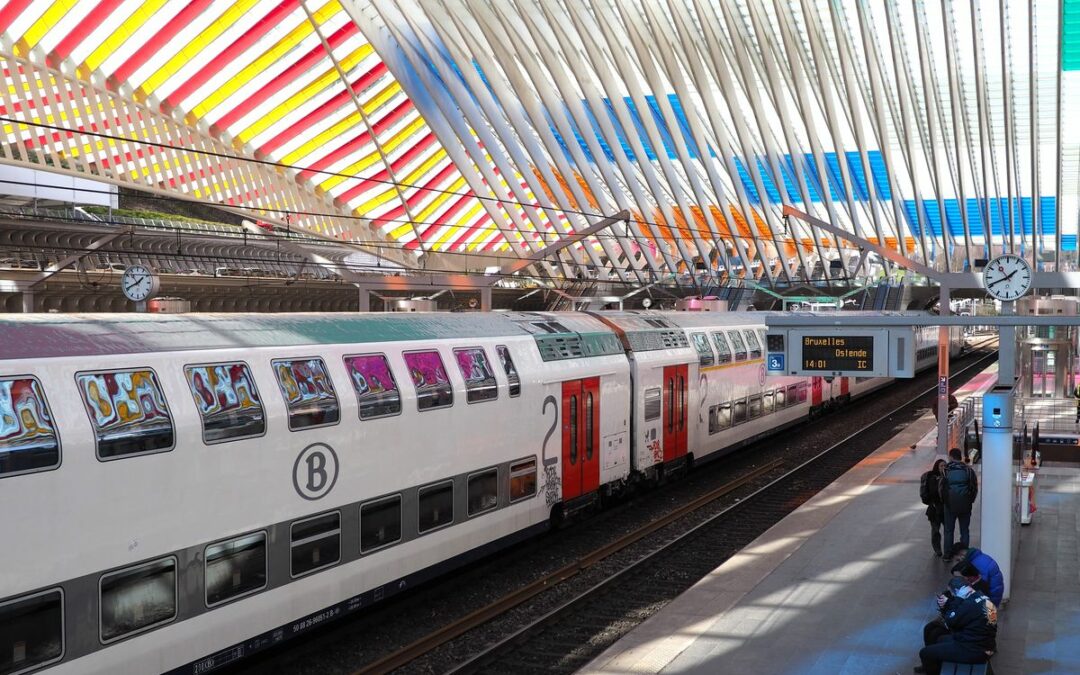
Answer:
[{"left": 0, "top": 1, "right": 1076, "bottom": 284}]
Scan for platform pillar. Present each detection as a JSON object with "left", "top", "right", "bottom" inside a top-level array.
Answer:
[
  {"left": 357, "top": 288, "right": 370, "bottom": 312},
  {"left": 936, "top": 285, "right": 951, "bottom": 455},
  {"left": 981, "top": 385, "right": 1014, "bottom": 604},
  {"left": 480, "top": 286, "right": 492, "bottom": 312}
]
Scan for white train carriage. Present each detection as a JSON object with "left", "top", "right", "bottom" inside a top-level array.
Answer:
[{"left": 0, "top": 313, "right": 630, "bottom": 675}]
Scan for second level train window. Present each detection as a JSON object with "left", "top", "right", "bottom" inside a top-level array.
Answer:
[
  {"left": 743, "top": 330, "right": 763, "bottom": 359},
  {"left": 77, "top": 369, "right": 173, "bottom": 460},
  {"left": 509, "top": 457, "right": 537, "bottom": 502},
  {"left": 184, "top": 363, "right": 265, "bottom": 443},
  {"left": 418, "top": 481, "right": 454, "bottom": 532},
  {"left": 712, "top": 333, "right": 732, "bottom": 364},
  {"left": 496, "top": 346, "right": 521, "bottom": 397},
  {"left": 404, "top": 351, "right": 453, "bottom": 411},
  {"left": 290, "top": 512, "right": 341, "bottom": 577},
  {"left": 455, "top": 348, "right": 498, "bottom": 403},
  {"left": 100, "top": 557, "right": 176, "bottom": 643},
  {"left": 728, "top": 331, "right": 747, "bottom": 361},
  {"left": 360, "top": 496, "right": 402, "bottom": 553},
  {"left": 643, "top": 387, "right": 661, "bottom": 421},
  {"left": 0, "top": 376, "right": 60, "bottom": 478},
  {"left": 691, "top": 333, "right": 714, "bottom": 367},
  {"left": 272, "top": 358, "right": 339, "bottom": 430},
  {"left": 0, "top": 589, "right": 63, "bottom": 673},
  {"left": 468, "top": 468, "right": 498, "bottom": 516},
  {"left": 205, "top": 532, "right": 267, "bottom": 607},
  {"left": 344, "top": 354, "right": 401, "bottom": 420}
]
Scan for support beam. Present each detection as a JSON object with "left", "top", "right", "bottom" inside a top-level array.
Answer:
[{"left": 498, "top": 210, "right": 629, "bottom": 277}]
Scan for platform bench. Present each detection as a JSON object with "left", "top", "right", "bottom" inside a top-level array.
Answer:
[{"left": 941, "top": 661, "right": 993, "bottom": 675}]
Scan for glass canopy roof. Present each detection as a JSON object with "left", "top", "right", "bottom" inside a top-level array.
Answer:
[{"left": 0, "top": 0, "right": 1076, "bottom": 283}]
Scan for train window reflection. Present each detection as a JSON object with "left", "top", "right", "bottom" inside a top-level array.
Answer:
[
  {"left": 728, "top": 331, "right": 747, "bottom": 361},
  {"left": 0, "top": 376, "right": 60, "bottom": 477},
  {"left": 748, "top": 395, "right": 763, "bottom": 419},
  {"left": 185, "top": 362, "right": 265, "bottom": 444},
  {"left": 100, "top": 557, "right": 176, "bottom": 643},
  {"left": 468, "top": 468, "right": 499, "bottom": 516},
  {"left": 419, "top": 481, "right": 454, "bottom": 532},
  {"left": 344, "top": 354, "right": 401, "bottom": 420},
  {"left": 763, "top": 390, "right": 775, "bottom": 414},
  {"left": 77, "top": 369, "right": 173, "bottom": 460},
  {"left": 404, "top": 351, "right": 453, "bottom": 411},
  {"left": 733, "top": 399, "right": 748, "bottom": 424},
  {"left": 711, "top": 333, "right": 732, "bottom": 364},
  {"left": 454, "top": 348, "right": 498, "bottom": 404},
  {"left": 743, "top": 330, "right": 762, "bottom": 359},
  {"left": 361, "top": 495, "right": 402, "bottom": 553},
  {"left": 710, "top": 403, "right": 732, "bottom": 433},
  {"left": 205, "top": 532, "right": 267, "bottom": 606},
  {"left": 496, "top": 346, "right": 521, "bottom": 397},
  {"left": 509, "top": 457, "right": 537, "bottom": 502},
  {"left": 290, "top": 512, "right": 341, "bottom": 577},
  {"left": 643, "top": 387, "right": 661, "bottom": 421},
  {"left": 796, "top": 383, "right": 808, "bottom": 403},
  {"left": 691, "top": 333, "right": 714, "bottom": 367},
  {"left": 0, "top": 589, "right": 63, "bottom": 672},
  {"left": 272, "top": 358, "right": 339, "bottom": 430}
]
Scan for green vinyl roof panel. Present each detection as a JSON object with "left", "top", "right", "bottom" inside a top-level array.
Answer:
[{"left": 0, "top": 313, "right": 532, "bottom": 360}]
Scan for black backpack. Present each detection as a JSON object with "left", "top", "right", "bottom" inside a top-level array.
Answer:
[{"left": 919, "top": 472, "right": 933, "bottom": 505}]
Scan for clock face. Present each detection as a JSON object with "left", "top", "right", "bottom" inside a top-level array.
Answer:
[
  {"left": 121, "top": 265, "right": 158, "bottom": 302},
  {"left": 983, "top": 254, "right": 1032, "bottom": 301}
]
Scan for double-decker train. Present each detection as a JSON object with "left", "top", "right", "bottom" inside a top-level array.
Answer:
[{"left": 0, "top": 310, "right": 961, "bottom": 674}]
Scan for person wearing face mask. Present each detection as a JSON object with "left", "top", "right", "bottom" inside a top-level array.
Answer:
[{"left": 915, "top": 578, "right": 997, "bottom": 675}]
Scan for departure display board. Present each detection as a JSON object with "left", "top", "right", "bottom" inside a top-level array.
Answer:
[{"left": 801, "top": 335, "right": 874, "bottom": 372}]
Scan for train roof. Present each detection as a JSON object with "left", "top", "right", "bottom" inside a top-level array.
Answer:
[{"left": 0, "top": 312, "right": 536, "bottom": 359}]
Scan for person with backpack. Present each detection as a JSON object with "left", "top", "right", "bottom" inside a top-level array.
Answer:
[
  {"left": 920, "top": 458, "right": 948, "bottom": 556},
  {"left": 915, "top": 577, "right": 997, "bottom": 674},
  {"left": 939, "top": 447, "right": 978, "bottom": 560}
]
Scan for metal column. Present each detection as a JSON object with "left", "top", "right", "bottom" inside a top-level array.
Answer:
[
  {"left": 937, "top": 285, "right": 951, "bottom": 455},
  {"left": 981, "top": 384, "right": 1015, "bottom": 603}
]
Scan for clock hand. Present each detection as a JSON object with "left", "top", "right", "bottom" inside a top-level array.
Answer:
[{"left": 988, "top": 270, "right": 1017, "bottom": 287}]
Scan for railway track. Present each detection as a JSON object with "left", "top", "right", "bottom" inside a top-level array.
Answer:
[{"left": 350, "top": 341, "right": 997, "bottom": 675}]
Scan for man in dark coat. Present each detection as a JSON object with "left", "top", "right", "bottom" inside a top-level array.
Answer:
[
  {"left": 952, "top": 547, "right": 1005, "bottom": 607},
  {"left": 939, "top": 447, "right": 978, "bottom": 559},
  {"left": 920, "top": 459, "right": 948, "bottom": 556},
  {"left": 915, "top": 578, "right": 997, "bottom": 674}
]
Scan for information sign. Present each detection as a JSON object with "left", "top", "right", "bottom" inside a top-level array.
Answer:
[
  {"left": 767, "top": 353, "right": 785, "bottom": 372},
  {"left": 800, "top": 335, "right": 874, "bottom": 372}
]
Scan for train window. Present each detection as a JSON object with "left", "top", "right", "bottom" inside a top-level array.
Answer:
[
  {"left": 344, "top": 354, "right": 401, "bottom": 420},
  {"left": 418, "top": 481, "right": 454, "bottom": 533},
  {"left": 454, "top": 348, "right": 498, "bottom": 404},
  {"left": 290, "top": 512, "right": 341, "bottom": 577},
  {"left": 727, "top": 331, "right": 747, "bottom": 361},
  {"left": 184, "top": 362, "right": 265, "bottom": 444},
  {"left": 775, "top": 388, "right": 786, "bottom": 408},
  {"left": 763, "top": 390, "right": 775, "bottom": 414},
  {"left": 100, "top": 557, "right": 176, "bottom": 643},
  {"left": 76, "top": 369, "right": 174, "bottom": 460},
  {"left": 360, "top": 495, "right": 402, "bottom": 553},
  {"left": 711, "top": 333, "right": 732, "bottom": 364},
  {"left": 710, "top": 403, "right": 731, "bottom": 433},
  {"left": 691, "top": 333, "right": 714, "bottom": 367},
  {"left": 468, "top": 468, "right": 499, "bottom": 516},
  {"left": 748, "top": 395, "right": 763, "bottom": 419},
  {"left": 585, "top": 393, "right": 594, "bottom": 461},
  {"left": 743, "top": 330, "right": 762, "bottom": 359},
  {"left": 733, "top": 399, "right": 748, "bottom": 424},
  {"left": 496, "top": 346, "right": 521, "bottom": 397},
  {"left": 403, "top": 351, "right": 453, "bottom": 411},
  {"left": 0, "top": 376, "right": 60, "bottom": 478},
  {"left": 643, "top": 387, "right": 661, "bottom": 421},
  {"left": 796, "top": 382, "right": 808, "bottom": 403},
  {"left": 569, "top": 394, "right": 578, "bottom": 465},
  {"left": 509, "top": 457, "right": 537, "bottom": 502},
  {"left": 205, "top": 532, "right": 267, "bottom": 607},
  {"left": 0, "top": 588, "right": 63, "bottom": 673},
  {"left": 785, "top": 384, "right": 799, "bottom": 406},
  {"left": 272, "top": 358, "right": 339, "bottom": 431}
]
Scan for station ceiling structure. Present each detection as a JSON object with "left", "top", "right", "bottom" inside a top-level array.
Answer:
[{"left": 0, "top": 0, "right": 1076, "bottom": 286}]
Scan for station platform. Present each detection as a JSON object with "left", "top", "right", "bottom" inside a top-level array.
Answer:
[{"left": 583, "top": 365, "right": 1080, "bottom": 675}]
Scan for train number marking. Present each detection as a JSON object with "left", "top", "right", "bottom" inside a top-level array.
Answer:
[
  {"left": 698, "top": 373, "right": 708, "bottom": 423},
  {"left": 541, "top": 394, "right": 558, "bottom": 467},
  {"left": 293, "top": 443, "right": 339, "bottom": 501}
]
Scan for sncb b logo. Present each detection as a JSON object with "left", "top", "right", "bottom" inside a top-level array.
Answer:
[{"left": 293, "top": 443, "right": 339, "bottom": 500}]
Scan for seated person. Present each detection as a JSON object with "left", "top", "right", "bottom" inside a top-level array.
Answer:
[
  {"left": 950, "top": 547, "right": 1005, "bottom": 607},
  {"left": 915, "top": 578, "right": 997, "bottom": 675}
]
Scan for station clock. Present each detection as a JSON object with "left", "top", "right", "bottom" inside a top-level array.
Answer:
[
  {"left": 120, "top": 264, "right": 161, "bottom": 303},
  {"left": 982, "top": 254, "right": 1032, "bottom": 302}
]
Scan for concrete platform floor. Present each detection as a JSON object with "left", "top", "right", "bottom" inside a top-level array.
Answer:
[{"left": 583, "top": 367, "right": 1079, "bottom": 675}]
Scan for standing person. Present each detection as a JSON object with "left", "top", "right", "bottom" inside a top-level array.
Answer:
[
  {"left": 915, "top": 578, "right": 997, "bottom": 674},
  {"left": 952, "top": 547, "right": 1005, "bottom": 607},
  {"left": 940, "top": 447, "right": 978, "bottom": 560},
  {"left": 920, "top": 459, "right": 948, "bottom": 556},
  {"left": 1074, "top": 380, "right": 1080, "bottom": 423}
]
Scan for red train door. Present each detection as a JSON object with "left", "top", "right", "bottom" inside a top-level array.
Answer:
[
  {"left": 662, "top": 365, "right": 689, "bottom": 461},
  {"left": 562, "top": 378, "right": 601, "bottom": 500}
]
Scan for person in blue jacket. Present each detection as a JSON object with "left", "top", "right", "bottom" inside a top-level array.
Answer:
[
  {"left": 951, "top": 547, "right": 1005, "bottom": 607},
  {"left": 915, "top": 578, "right": 997, "bottom": 674}
]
